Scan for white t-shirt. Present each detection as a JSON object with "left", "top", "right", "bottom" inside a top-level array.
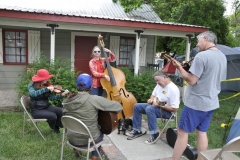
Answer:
[{"left": 152, "top": 82, "right": 180, "bottom": 109}]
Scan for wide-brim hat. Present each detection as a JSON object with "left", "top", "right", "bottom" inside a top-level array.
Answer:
[
  {"left": 76, "top": 73, "right": 92, "bottom": 89},
  {"left": 32, "top": 69, "right": 53, "bottom": 82}
]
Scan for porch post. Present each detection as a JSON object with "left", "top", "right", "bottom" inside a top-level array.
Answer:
[
  {"left": 134, "top": 30, "right": 143, "bottom": 75},
  {"left": 182, "top": 34, "right": 193, "bottom": 99},
  {"left": 46, "top": 24, "right": 59, "bottom": 61}
]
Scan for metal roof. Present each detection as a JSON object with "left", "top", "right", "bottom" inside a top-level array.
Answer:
[{"left": 0, "top": 0, "right": 206, "bottom": 29}]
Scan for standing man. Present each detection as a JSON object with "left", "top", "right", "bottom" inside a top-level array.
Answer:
[{"left": 163, "top": 31, "right": 227, "bottom": 160}]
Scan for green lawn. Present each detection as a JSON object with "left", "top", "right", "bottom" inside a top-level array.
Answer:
[
  {"left": 0, "top": 92, "right": 239, "bottom": 159},
  {"left": 157, "top": 92, "right": 240, "bottom": 149},
  {"left": 0, "top": 111, "right": 89, "bottom": 160}
]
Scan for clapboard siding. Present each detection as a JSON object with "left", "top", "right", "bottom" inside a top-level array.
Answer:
[
  {"left": 0, "top": 64, "right": 25, "bottom": 89},
  {"left": 40, "top": 29, "right": 71, "bottom": 61},
  {"left": 143, "top": 35, "right": 156, "bottom": 65},
  {"left": 0, "top": 71, "right": 22, "bottom": 77}
]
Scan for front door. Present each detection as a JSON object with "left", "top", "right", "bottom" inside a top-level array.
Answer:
[{"left": 74, "top": 36, "right": 98, "bottom": 75}]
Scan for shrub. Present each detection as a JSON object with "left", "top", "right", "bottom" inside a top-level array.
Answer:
[
  {"left": 14, "top": 53, "right": 80, "bottom": 107},
  {"left": 118, "top": 67, "right": 156, "bottom": 102}
]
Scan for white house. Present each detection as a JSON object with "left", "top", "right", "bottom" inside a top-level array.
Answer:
[{"left": 0, "top": 0, "right": 207, "bottom": 89}]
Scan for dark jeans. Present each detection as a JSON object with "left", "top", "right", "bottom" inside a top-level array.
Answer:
[
  {"left": 31, "top": 105, "right": 63, "bottom": 129},
  {"left": 91, "top": 87, "right": 103, "bottom": 96},
  {"left": 71, "top": 132, "right": 104, "bottom": 156}
]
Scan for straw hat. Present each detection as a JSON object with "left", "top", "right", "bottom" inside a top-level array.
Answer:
[{"left": 32, "top": 69, "right": 53, "bottom": 82}]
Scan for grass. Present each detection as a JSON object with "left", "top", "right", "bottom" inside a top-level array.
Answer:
[
  {"left": 156, "top": 92, "right": 240, "bottom": 149},
  {"left": 0, "top": 111, "right": 94, "bottom": 160},
  {"left": 0, "top": 92, "right": 239, "bottom": 159}
]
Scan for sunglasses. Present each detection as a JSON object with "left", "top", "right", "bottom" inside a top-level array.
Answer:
[{"left": 94, "top": 50, "right": 101, "bottom": 53}]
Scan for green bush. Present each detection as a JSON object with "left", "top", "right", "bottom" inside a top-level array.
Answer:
[
  {"left": 14, "top": 53, "right": 80, "bottom": 107},
  {"left": 118, "top": 67, "right": 156, "bottom": 102}
]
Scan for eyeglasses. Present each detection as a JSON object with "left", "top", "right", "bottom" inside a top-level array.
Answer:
[{"left": 94, "top": 50, "right": 101, "bottom": 53}]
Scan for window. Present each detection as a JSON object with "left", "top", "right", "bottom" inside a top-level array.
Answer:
[
  {"left": 3, "top": 29, "right": 28, "bottom": 65},
  {"left": 119, "top": 38, "right": 135, "bottom": 66}
]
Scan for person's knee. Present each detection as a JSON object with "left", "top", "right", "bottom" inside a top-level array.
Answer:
[
  {"left": 56, "top": 110, "right": 63, "bottom": 116},
  {"left": 177, "top": 128, "right": 188, "bottom": 137},
  {"left": 133, "top": 104, "right": 141, "bottom": 111},
  {"left": 196, "top": 129, "right": 207, "bottom": 137},
  {"left": 145, "top": 106, "right": 154, "bottom": 113},
  {"left": 47, "top": 114, "right": 57, "bottom": 121}
]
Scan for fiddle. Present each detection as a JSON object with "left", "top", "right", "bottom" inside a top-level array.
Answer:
[
  {"left": 164, "top": 54, "right": 194, "bottom": 72},
  {"left": 42, "top": 81, "right": 66, "bottom": 94}
]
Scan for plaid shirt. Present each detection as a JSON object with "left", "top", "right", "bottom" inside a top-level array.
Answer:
[
  {"left": 89, "top": 52, "right": 116, "bottom": 88},
  {"left": 28, "top": 83, "right": 64, "bottom": 100}
]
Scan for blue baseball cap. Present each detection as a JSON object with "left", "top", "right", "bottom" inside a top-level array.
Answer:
[{"left": 76, "top": 73, "right": 92, "bottom": 89}]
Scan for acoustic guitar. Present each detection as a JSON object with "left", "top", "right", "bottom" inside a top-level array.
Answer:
[
  {"left": 98, "top": 110, "right": 118, "bottom": 135},
  {"left": 164, "top": 54, "right": 193, "bottom": 72}
]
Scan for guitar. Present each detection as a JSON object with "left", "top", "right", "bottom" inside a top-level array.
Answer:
[
  {"left": 98, "top": 110, "right": 118, "bottom": 135},
  {"left": 163, "top": 54, "right": 193, "bottom": 72},
  {"left": 153, "top": 97, "right": 167, "bottom": 106},
  {"left": 166, "top": 128, "right": 198, "bottom": 160}
]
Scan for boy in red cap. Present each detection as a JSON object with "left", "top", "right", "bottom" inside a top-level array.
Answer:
[{"left": 28, "top": 69, "right": 69, "bottom": 133}]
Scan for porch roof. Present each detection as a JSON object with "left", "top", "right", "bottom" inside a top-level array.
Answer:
[{"left": 0, "top": 0, "right": 208, "bottom": 33}]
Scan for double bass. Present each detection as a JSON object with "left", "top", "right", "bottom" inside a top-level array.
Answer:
[{"left": 98, "top": 35, "right": 137, "bottom": 119}]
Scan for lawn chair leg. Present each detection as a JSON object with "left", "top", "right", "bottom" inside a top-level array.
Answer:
[
  {"left": 31, "top": 120, "right": 46, "bottom": 140},
  {"left": 93, "top": 141, "right": 103, "bottom": 160},
  {"left": 87, "top": 138, "right": 90, "bottom": 160},
  {"left": 60, "top": 129, "right": 65, "bottom": 160},
  {"left": 22, "top": 114, "right": 26, "bottom": 139}
]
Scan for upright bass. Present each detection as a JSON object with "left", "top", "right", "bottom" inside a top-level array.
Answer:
[{"left": 98, "top": 35, "right": 137, "bottom": 119}]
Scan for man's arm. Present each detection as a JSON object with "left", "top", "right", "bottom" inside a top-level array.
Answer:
[
  {"left": 153, "top": 100, "right": 178, "bottom": 113},
  {"left": 90, "top": 96, "right": 122, "bottom": 113},
  {"left": 172, "top": 59, "right": 199, "bottom": 85}
]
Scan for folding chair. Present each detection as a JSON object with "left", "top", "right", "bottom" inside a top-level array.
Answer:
[
  {"left": 200, "top": 136, "right": 240, "bottom": 160},
  {"left": 20, "top": 94, "right": 47, "bottom": 140},
  {"left": 60, "top": 115, "right": 104, "bottom": 160},
  {"left": 158, "top": 112, "right": 178, "bottom": 137}
]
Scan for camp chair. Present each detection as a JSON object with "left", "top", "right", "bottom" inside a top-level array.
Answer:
[
  {"left": 20, "top": 94, "right": 47, "bottom": 140},
  {"left": 158, "top": 112, "right": 178, "bottom": 136},
  {"left": 60, "top": 115, "right": 104, "bottom": 160},
  {"left": 200, "top": 136, "right": 240, "bottom": 160}
]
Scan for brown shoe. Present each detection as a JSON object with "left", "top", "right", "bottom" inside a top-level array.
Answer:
[
  {"left": 73, "top": 148, "right": 82, "bottom": 157},
  {"left": 91, "top": 156, "right": 99, "bottom": 160}
]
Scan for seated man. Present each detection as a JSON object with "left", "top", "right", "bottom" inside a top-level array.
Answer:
[
  {"left": 127, "top": 70, "right": 180, "bottom": 144},
  {"left": 62, "top": 73, "right": 122, "bottom": 160}
]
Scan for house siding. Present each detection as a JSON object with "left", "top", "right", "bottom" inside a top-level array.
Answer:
[
  {"left": 0, "top": 64, "right": 25, "bottom": 89},
  {"left": 144, "top": 35, "right": 156, "bottom": 65},
  {"left": 0, "top": 26, "right": 156, "bottom": 89},
  {"left": 40, "top": 29, "right": 71, "bottom": 61},
  {"left": 0, "top": 27, "right": 73, "bottom": 90}
]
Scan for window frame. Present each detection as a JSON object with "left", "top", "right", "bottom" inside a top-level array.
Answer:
[
  {"left": 118, "top": 37, "right": 135, "bottom": 67},
  {"left": 2, "top": 29, "right": 28, "bottom": 65}
]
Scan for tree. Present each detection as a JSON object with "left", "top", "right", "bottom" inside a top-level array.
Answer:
[
  {"left": 228, "top": 0, "right": 240, "bottom": 46},
  {"left": 114, "top": 0, "right": 230, "bottom": 54}
]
